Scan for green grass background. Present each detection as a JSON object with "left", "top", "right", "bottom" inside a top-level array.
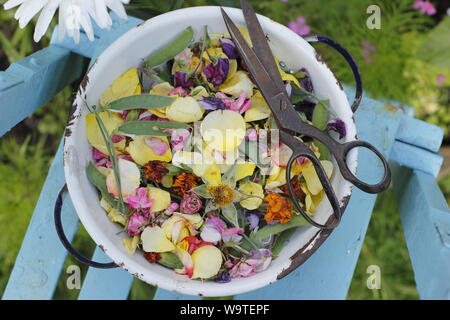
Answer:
[{"left": 1, "top": 0, "right": 449, "bottom": 299}]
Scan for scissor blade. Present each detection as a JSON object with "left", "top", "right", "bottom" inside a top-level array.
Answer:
[
  {"left": 221, "top": 8, "right": 282, "bottom": 99},
  {"left": 240, "top": 0, "right": 285, "bottom": 91}
]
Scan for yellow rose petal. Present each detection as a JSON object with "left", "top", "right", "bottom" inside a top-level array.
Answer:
[
  {"left": 122, "top": 235, "right": 140, "bottom": 254},
  {"left": 86, "top": 112, "right": 124, "bottom": 155},
  {"left": 166, "top": 97, "right": 204, "bottom": 123},
  {"left": 219, "top": 71, "right": 254, "bottom": 97},
  {"left": 127, "top": 136, "right": 172, "bottom": 166},
  {"left": 107, "top": 208, "right": 127, "bottom": 226},
  {"left": 174, "top": 213, "right": 203, "bottom": 230},
  {"left": 141, "top": 226, "right": 175, "bottom": 253},
  {"left": 244, "top": 91, "right": 271, "bottom": 122},
  {"left": 235, "top": 162, "right": 256, "bottom": 181},
  {"left": 191, "top": 245, "right": 223, "bottom": 279},
  {"left": 239, "top": 181, "right": 264, "bottom": 210},
  {"left": 201, "top": 110, "right": 246, "bottom": 152},
  {"left": 147, "top": 187, "right": 171, "bottom": 212},
  {"left": 105, "top": 159, "right": 140, "bottom": 199},
  {"left": 191, "top": 86, "right": 209, "bottom": 100},
  {"left": 100, "top": 68, "right": 141, "bottom": 107}
]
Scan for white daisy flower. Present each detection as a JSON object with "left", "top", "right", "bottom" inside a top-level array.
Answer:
[{"left": 3, "top": 0, "right": 131, "bottom": 43}]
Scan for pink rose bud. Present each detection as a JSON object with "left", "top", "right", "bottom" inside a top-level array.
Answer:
[{"left": 180, "top": 192, "right": 203, "bottom": 214}]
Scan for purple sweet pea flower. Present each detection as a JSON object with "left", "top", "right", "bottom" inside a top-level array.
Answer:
[
  {"left": 215, "top": 270, "right": 232, "bottom": 283},
  {"left": 413, "top": 0, "right": 436, "bottom": 15},
  {"left": 203, "top": 58, "right": 229, "bottom": 88},
  {"left": 174, "top": 71, "right": 194, "bottom": 88},
  {"left": 327, "top": 119, "right": 346, "bottom": 139},
  {"left": 200, "top": 97, "right": 226, "bottom": 111},
  {"left": 220, "top": 38, "right": 238, "bottom": 59},
  {"left": 299, "top": 68, "right": 314, "bottom": 93},
  {"left": 127, "top": 213, "right": 148, "bottom": 236}
]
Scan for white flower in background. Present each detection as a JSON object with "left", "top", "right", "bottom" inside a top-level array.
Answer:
[{"left": 3, "top": 0, "right": 130, "bottom": 43}]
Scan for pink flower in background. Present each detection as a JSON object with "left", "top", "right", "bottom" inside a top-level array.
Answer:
[
  {"left": 413, "top": 0, "right": 436, "bottom": 15},
  {"left": 127, "top": 187, "right": 153, "bottom": 210},
  {"left": 437, "top": 74, "right": 446, "bottom": 86},
  {"left": 361, "top": 40, "right": 377, "bottom": 64},
  {"left": 127, "top": 213, "right": 148, "bottom": 236},
  {"left": 288, "top": 17, "right": 311, "bottom": 36}
]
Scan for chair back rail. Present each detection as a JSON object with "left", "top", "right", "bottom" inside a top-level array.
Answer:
[{"left": 1, "top": 12, "right": 450, "bottom": 300}]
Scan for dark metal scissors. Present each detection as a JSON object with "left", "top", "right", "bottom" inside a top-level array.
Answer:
[{"left": 221, "top": 0, "right": 391, "bottom": 229}]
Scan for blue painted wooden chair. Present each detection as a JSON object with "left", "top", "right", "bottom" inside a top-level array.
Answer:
[{"left": 1, "top": 14, "right": 449, "bottom": 300}]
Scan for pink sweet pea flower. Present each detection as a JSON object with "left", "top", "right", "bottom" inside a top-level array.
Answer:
[
  {"left": 245, "top": 128, "right": 258, "bottom": 141},
  {"left": 145, "top": 137, "right": 169, "bottom": 155},
  {"left": 171, "top": 129, "right": 191, "bottom": 151},
  {"left": 222, "top": 227, "right": 243, "bottom": 243},
  {"left": 413, "top": 0, "right": 436, "bottom": 15},
  {"left": 288, "top": 16, "right": 311, "bottom": 36},
  {"left": 228, "top": 249, "right": 272, "bottom": 278},
  {"left": 215, "top": 91, "right": 252, "bottom": 114},
  {"left": 166, "top": 202, "right": 180, "bottom": 215},
  {"left": 127, "top": 213, "right": 148, "bottom": 236},
  {"left": 200, "top": 216, "right": 244, "bottom": 244},
  {"left": 126, "top": 187, "right": 153, "bottom": 210}
]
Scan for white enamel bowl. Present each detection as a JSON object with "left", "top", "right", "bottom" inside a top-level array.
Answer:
[{"left": 64, "top": 6, "right": 357, "bottom": 297}]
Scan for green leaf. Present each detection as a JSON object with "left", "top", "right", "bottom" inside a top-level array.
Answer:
[
  {"left": 86, "top": 162, "right": 117, "bottom": 206},
  {"left": 192, "top": 184, "right": 212, "bottom": 198},
  {"left": 271, "top": 228, "right": 297, "bottom": 257},
  {"left": 312, "top": 100, "right": 330, "bottom": 160},
  {"left": 118, "top": 121, "right": 188, "bottom": 136},
  {"left": 158, "top": 252, "right": 183, "bottom": 269},
  {"left": 108, "top": 94, "right": 175, "bottom": 111},
  {"left": 252, "top": 215, "right": 308, "bottom": 243},
  {"left": 145, "top": 26, "right": 194, "bottom": 68},
  {"left": 222, "top": 204, "right": 239, "bottom": 227}
]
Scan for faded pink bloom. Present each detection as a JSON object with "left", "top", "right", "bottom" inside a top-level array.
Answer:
[
  {"left": 245, "top": 128, "right": 258, "bottom": 141},
  {"left": 174, "top": 48, "right": 193, "bottom": 66},
  {"left": 127, "top": 187, "right": 153, "bottom": 210},
  {"left": 228, "top": 249, "right": 272, "bottom": 278},
  {"left": 413, "top": 0, "right": 436, "bottom": 15},
  {"left": 221, "top": 227, "right": 243, "bottom": 243},
  {"left": 180, "top": 192, "right": 202, "bottom": 214},
  {"left": 200, "top": 216, "right": 243, "bottom": 244},
  {"left": 127, "top": 213, "right": 148, "bottom": 236},
  {"left": 171, "top": 129, "right": 191, "bottom": 151},
  {"left": 288, "top": 16, "right": 310, "bottom": 36},
  {"left": 169, "top": 86, "right": 189, "bottom": 97},
  {"left": 215, "top": 91, "right": 252, "bottom": 113},
  {"left": 166, "top": 202, "right": 179, "bottom": 215},
  {"left": 145, "top": 137, "right": 168, "bottom": 155},
  {"left": 361, "top": 40, "right": 376, "bottom": 64}
]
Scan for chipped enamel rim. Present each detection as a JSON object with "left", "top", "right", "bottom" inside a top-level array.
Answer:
[{"left": 64, "top": 6, "right": 357, "bottom": 297}]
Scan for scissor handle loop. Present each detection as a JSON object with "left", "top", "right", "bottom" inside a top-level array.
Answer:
[
  {"left": 305, "top": 35, "right": 362, "bottom": 113},
  {"left": 334, "top": 140, "right": 391, "bottom": 194},
  {"left": 285, "top": 151, "right": 342, "bottom": 230}
]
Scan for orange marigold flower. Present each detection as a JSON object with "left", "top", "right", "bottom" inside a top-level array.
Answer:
[
  {"left": 264, "top": 193, "right": 293, "bottom": 224},
  {"left": 280, "top": 177, "right": 304, "bottom": 198},
  {"left": 144, "top": 160, "right": 168, "bottom": 183},
  {"left": 172, "top": 173, "right": 202, "bottom": 197},
  {"left": 144, "top": 252, "right": 161, "bottom": 263}
]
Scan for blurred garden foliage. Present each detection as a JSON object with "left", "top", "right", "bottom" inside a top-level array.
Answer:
[{"left": 0, "top": 0, "right": 449, "bottom": 299}]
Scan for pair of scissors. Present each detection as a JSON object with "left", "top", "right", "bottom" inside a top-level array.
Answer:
[{"left": 221, "top": 0, "right": 391, "bottom": 229}]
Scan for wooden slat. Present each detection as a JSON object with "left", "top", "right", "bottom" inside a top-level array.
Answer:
[
  {"left": 2, "top": 141, "right": 80, "bottom": 300},
  {"left": 395, "top": 115, "right": 444, "bottom": 153},
  {"left": 392, "top": 164, "right": 450, "bottom": 299},
  {"left": 77, "top": 248, "right": 134, "bottom": 300},
  {"left": 155, "top": 87, "right": 403, "bottom": 300},
  {"left": 390, "top": 140, "right": 443, "bottom": 177},
  {"left": 0, "top": 47, "right": 84, "bottom": 137}
]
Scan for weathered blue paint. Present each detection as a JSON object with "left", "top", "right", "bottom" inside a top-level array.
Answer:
[
  {"left": 396, "top": 116, "right": 444, "bottom": 153},
  {"left": 77, "top": 248, "right": 134, "bottom": 300},
  {"left": 0, "top": 47, "right": 84, "bottom": 137},
  {"left": 390, "top": 140, "right": 443, "bottom": 177},
  {"left": 392, "top": 164, "right": 450, "bottom": 299},
  {"left": 2, "top": 140, "right": 79, "bottom": 300}
]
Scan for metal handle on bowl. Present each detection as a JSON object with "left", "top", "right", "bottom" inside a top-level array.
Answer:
[
  {"left": 54, "top": 185, "right": 118, "bottom": 269},
  {"left": 305, "top": 35, "right": 362, "bottom": 113}
]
